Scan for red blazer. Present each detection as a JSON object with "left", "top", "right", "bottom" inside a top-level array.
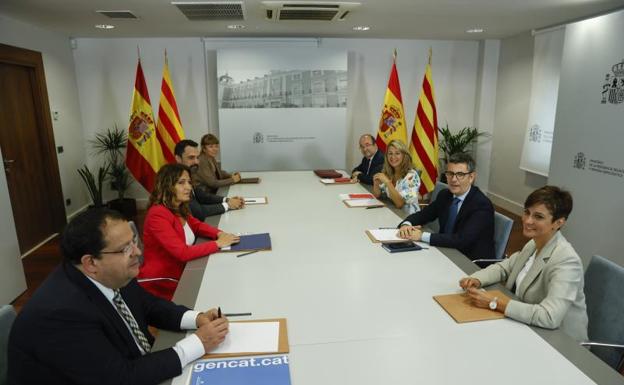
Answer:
[{"left": 139, "top": 204, "right": 220, "bottom": 300}]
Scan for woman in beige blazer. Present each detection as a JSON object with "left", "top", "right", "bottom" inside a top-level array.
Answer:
[
  {"left": 194, "top": 134, "right": 241, "bottom": 194},
  {"left": 459, "top": 186, "right": 588, "bottom": 341}
]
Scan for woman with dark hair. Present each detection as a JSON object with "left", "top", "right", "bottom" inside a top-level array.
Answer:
[
  {"left": 138, "top": 163, "right": 239, "bottom": 300},
  {"left": 459, "top": 186, "right": 588, "bottom": 341},
  {"left": 372, "top": 140, "right": 421, "bottom": 214},
  {"left": 194, "top": 134, "right": 241, "bottom": 194}
]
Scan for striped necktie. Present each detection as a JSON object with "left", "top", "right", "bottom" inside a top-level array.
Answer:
[{"left": 113, "top": 290, "right": 152, "bottom": 353}]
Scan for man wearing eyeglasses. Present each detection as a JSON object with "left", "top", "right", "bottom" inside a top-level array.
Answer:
[
  {"left": 397, "top": 152, "right": 495, "bottom": 260},
  {"left": 8, "top": 209, "right": 228, "bottom": 385},
  {"left": 351, "top": 134, "right": 384, "bottom": 185}
]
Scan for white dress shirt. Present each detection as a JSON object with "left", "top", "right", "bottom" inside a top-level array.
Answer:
[{"left": 86, "top": 276, "right": 205, "bottom": 368}]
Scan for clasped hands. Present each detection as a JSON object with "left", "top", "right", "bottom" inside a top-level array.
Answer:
[
  {"left": 458, "top": 277, "right": 507, "bottom": 312},
  {"left": 232, "top": 172, "right": 242, "bottom": 183},
  {"left": 397, "top": 225, "right": 423, "bottom": 242},
  {"left": 195, "top": 308, "right": 229, "bottom": 353},
  {"left": 226, "top": 196, "right": 245, "bottom": 210},
  {"left": 372, "top": 172, "right": 390, "bottom": 186}
]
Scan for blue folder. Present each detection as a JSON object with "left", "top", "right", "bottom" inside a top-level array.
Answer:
[{"left": 225, "top": 233, "right": 271, "bottom": 252}]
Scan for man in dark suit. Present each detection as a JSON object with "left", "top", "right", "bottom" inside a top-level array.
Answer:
[
  {"left": 8, "top": 209, "right": 229, "bottom": 385},
  {"left": 397, "top": 152, "right": 495, "bottom": 260},
  {"left": 174, "top": 139, "right": 244, "bottom": 221},
  {"left": 351, "top": 134, "right": 384, "bottom": 185}
]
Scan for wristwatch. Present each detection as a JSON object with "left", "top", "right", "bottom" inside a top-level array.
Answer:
[{"left": 489, "top": 297, "right": 498, "bottom": 310}]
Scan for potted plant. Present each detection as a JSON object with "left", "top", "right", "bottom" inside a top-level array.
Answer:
[
  {"left": 90, "top": 125, "right": 137, "bottom": 219},
  {"left": 438, "top": 124, "right": 489, "bottom": 182},
  {"left": 77, "top": 164, "right": 109, "bottom": 208}
]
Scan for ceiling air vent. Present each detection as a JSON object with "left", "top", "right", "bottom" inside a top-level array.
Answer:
[
  {"left": 96, "top": 10, "right": 138, "bottom": 19},
  {"left": 262, "top": 1, "right": 360, "bottom": 22},
  {"left": 171, "top": 1, "right": 245, "bottom": 20}
]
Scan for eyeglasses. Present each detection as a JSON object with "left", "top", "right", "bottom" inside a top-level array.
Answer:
[
  {"left": 444, "top": 171, "right": 472, "bottom": 180},
  {"left": 100, "top": 234, "right": 140, "bottom": 258}
]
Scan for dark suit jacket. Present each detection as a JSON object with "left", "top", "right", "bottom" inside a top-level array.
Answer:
[
  {"left": 352, "top": 150, "right": 384, "bottom": 185},
  {"left": 399, "top": 186, "right": 495, "bottom": 260},
  {"left": 8, "top": 262, "right": 190, "bottom": 385},
  {"left": 189, "top": 187, "right": 226, "bottom": 221}
]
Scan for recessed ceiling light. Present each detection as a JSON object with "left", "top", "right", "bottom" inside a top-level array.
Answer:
[
  {"left": 466, "top": 28, "right": 484, "bottom": 33},
  {"left": 95, "top": 24, "right": 115, "bottom": 29},
  {"left": 353, "top": 25, "right": 370, "bottom": 31},
  {"left": 227, "top": 24, "right": 246, "bottom": 30}
]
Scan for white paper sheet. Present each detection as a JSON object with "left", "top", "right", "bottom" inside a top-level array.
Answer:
[
  {"left": 209, "top": 322, "right": 280, "bottom": 354},
  {"left": 345, "top": 198, "right": 383, "bottom": 207},
  {"left": 366, "top": 228, "right": 403, "bottom": 242},
  {"left": 320, "top": 178, "right": 336, "bottom": 184},
  {"left": 244, "top": 197, "right": 267, "bottom": 204}
]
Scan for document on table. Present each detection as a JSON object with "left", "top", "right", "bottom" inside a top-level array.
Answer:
[
  {"left": 344, "top": 198, "right": 384, "bottom": 208},
  {"left": 210, "top": 322, "right": 280, "bottom": 354},
  {"left": 339, "top": 193, "right": 375, "bottom": 200},
  {"left": 365, "top": 228, "right": 404, "bottom": 243},
  {"left": 244, "top": 197, "right": 268, "bottom": 205},
  {"left": 320, "top": 178, "right": 355, "bottom": 184}
]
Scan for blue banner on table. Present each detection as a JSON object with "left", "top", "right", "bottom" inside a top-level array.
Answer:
[{"left": 189, "top": 355, "right": 291, "bottom": 385}]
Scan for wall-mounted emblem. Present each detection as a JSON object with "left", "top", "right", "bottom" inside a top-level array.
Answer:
[
  {"left": 253, "top": 132, "right": 264, "bottom": 144},
  {"left": 573, "top": 152, "right": 586, "bottom": 170},
  {"left": 601, "top": 59, "right": 624, "bottom": 104}
]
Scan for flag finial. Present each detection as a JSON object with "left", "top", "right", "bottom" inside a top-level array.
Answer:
[
  {"left": 428, "top": 47, "right": 432, "bottom": 65},
  {"left": 393, "top": 48, "right": 397, "bottom": 61},
  {"left": 137, "top": 45, "right": 141, "bottom": 61}
]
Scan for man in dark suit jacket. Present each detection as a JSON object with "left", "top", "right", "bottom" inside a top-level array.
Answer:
[
  {"left": 351, "top": 134, "right": 384, "bottom": 185},
  {"left": 8, "top": 209, "right": 229, "bottom": 385},
  {"left": 174, "top": 139, "right": 244, "bottom": 221},
  {"left": 398, "top": 153, "right": 495, "bottom": 260}
]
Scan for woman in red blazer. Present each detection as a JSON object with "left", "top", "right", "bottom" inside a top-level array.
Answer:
[{"left": 139, "top": 163, "right": 239, "bottom": 300}]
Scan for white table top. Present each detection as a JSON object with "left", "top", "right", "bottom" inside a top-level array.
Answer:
[{"left": 168, "top": 171, "right": 602, "bottom": 385}]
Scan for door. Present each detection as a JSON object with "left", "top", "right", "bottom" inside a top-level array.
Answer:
[{"left": 0, "top": 43, "right": 66, "bottom": 254}]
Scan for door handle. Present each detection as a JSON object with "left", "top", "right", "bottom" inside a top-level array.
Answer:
[{"left": 3, "top": 158, "right": 14, "bottom": 172}]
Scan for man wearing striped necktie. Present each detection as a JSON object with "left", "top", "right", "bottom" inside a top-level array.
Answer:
[{"left": 8, "top": 208, "right": 228, "bottom": 385}]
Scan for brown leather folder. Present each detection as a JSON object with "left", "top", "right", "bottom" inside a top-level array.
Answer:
[{"left": 313, "top": 169, "right": 342, "bottom": 178}]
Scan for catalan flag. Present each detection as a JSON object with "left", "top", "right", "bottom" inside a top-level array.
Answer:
[
  {"left": 375, "top": 50, "right": 407, "bottom": 152},
  {"left": 156, "top": 52, "right": 185, "bottom": 163},
  {"left": 126, "top": 59, "right": 167, "bottom": 192},
  {"left": 409, "top": 49, "right": 439, "bottom": 195}
]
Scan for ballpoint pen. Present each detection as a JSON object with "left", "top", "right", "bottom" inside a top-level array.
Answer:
[
  {"left": 237, "top": 250, "right": 259, "bottom": 258},
  {"left": 217, "top": 307, "right": 222, "bottom": 318}
]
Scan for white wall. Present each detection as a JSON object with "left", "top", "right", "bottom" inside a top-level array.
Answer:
[
  {"left": 0, "top": 14, "right": 89, "bottom": 217},
  {"left": 488, "top": 31, "right": 548, "bottom": 215},
  {"left": 72, "top": 37, "right": 209, "bottom": 198},
  {"left": 320, "top": 39, "right": 482, "bottom": 177},
  {"left": 549, "top": 9, "right": 624, "bottom": 267},
  {"left": 72, "top": 37, "right": 485, "bottom": 198}
]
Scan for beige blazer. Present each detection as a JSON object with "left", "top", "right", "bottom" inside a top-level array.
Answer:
[
  {"left": 471, "top": 231, "right": 588, "bottom": 341},
  {"left": 193, "top": 153, "right": 235, "bottom": 194}
]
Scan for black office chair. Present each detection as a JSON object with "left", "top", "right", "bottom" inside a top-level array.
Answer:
[
  {"left": 581, "top": 255, "right": 624, "bottom": 371},
  {"left": 0, "top": 304, "right": 17, "bottom": 385}
]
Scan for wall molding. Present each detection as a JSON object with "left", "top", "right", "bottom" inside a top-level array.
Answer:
[{"left": 487, "top": 191, "right": 524, "bottom": 216}]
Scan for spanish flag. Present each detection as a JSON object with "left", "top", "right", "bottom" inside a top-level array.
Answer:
[
  {"left": 156, "top": 52, "right": 185, "bottom": 163},
  {"left": 126, "top": 59, "right": 167, "bottom": 192},
  {"left": 409, "top": 49, "right": 439, "bottom": 195},
  {"left": 375, "top": 50, "right": 407, "bottom": 152}
]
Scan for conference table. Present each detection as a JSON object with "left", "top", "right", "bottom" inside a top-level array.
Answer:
[{"left": 156, "top": 171, "right": 622, "bottom": 385}]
